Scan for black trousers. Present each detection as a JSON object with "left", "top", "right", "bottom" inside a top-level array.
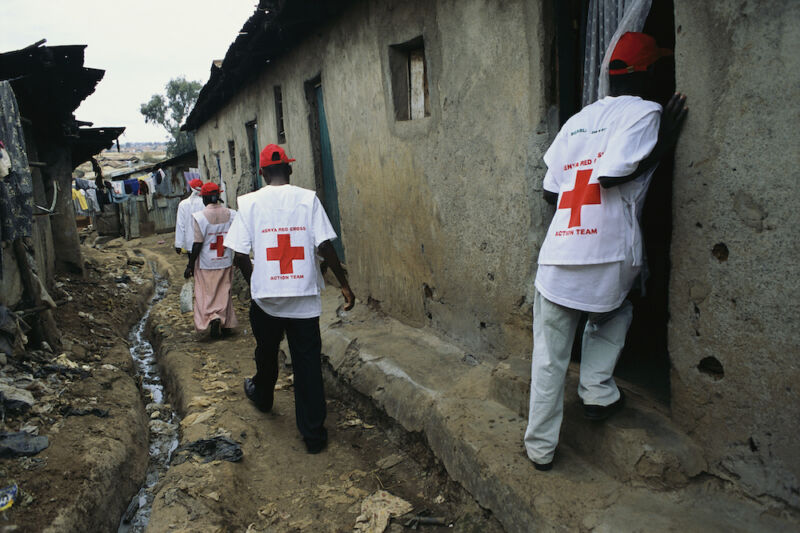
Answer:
[{"left": 248, "top": 301, "right": 327, "bottom": 445}]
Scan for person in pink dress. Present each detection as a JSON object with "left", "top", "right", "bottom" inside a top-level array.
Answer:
[{"left": 184, "top": 182, "right": 238, "bottom": 338}]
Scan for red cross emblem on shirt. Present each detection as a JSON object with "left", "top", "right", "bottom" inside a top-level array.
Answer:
[
  {"left": 267, "top": 234, "right": 305, "bottom": 274},
  {"left": 558, "top": 168, "right": 601, "bottom": 228},
  {"left": 209, "top": 235, "right": 225, "bottom": 257}
]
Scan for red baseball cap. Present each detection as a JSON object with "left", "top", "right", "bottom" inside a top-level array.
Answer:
[
  {"left": 259, "top": 144, "right": 296, "bottom": 167},
  {"left": 200, "top": 182, "right": 222, "bottom": 196},
  {"left": 189, "top": 178, "right": 203, "bottom": 190},
  {"left": 609, "top": 32, "right": 672, "bottom": 76}
]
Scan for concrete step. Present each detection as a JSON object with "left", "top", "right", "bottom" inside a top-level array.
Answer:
[
  {"left": 319, "top": 289, "right": 797, "bottom": 532},
  {"left": 489, "top": 358, "right": 707, "bottom": 488}
]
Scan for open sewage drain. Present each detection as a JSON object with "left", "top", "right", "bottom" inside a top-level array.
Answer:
[{"left": 118, "top": 271, "right": 179, "bottom": 532}]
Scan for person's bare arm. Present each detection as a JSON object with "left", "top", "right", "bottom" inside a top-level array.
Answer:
[
  {"left": 598, "top": 93, "right": 688, "bottom": 189},
  {"left": 233, "top": 252, "right": 253, "bottom": 285},
  {"left": 318, "top": 240, "right": 355, "bottom": 310},
  {"left": 184, "top": 243, "right": 202, "bottom": 279},
  {"left": 543, "top": 190, "right": 558, "bottom": 205}
]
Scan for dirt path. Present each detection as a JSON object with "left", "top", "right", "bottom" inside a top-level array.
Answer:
[{"left": 129, "top": 235, "right": 504, "bottom": 532}]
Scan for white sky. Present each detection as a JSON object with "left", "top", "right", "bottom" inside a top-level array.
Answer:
[{"left": 1, "top": 1, "right": 257, "bottom": 143}]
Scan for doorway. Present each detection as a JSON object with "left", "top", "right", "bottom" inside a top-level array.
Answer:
[
  {"left": 555, "top": 0, "right": 676, "bottom": 404},
  {"left": 305, "top": 77, "right": 345, "bottom": 261}
]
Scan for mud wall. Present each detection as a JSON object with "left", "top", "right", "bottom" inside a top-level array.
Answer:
[
  {"left": 193, "top": 0, "right": 800, "bottom": 508},
  {"left": 670, "top": 0, "right": 800, "bottom": 507},
  {"left": 194, "top": 0, "right": 555, "bottom": 360}
]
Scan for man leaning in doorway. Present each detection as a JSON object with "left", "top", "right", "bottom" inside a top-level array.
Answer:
[
  {"left": 184, "top": 182, "right": 238, "bottom": 338},
  {"left": 524, "top": 32, "right": 688, "bottom": 471},
  {"left": 225, "top": 144, "right": 355, "bottom": 454}
]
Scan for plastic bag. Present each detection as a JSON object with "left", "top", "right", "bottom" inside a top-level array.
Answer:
[{"left": 180, "top": 280, "right": 193, "bottom": 313}]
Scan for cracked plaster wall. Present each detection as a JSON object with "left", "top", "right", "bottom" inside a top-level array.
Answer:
[
  {"left": 670, "top": 0, "right": 800, "bottom": 507},
  {"left": 193, "top": 0, "right": 800, "bottom": 508}
]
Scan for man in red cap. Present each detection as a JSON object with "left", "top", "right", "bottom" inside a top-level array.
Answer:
[
  {"left": 184, "top": 182, "right": 238, "bottom": 338},
  {"left": 225, "top": 143, "right": 354, "bottom": 454},
  {"left": 174, "top": 178, "right": 205, "bottom": 254},
  {"left": 524, "top": 32, "right": 688, "bottom": 471}
]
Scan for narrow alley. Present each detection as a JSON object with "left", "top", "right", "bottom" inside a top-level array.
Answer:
[
  {"left": 1, "top": 1, "right": 798, "bottom": 532},
  {"left": 0, "top": 231, "right": 504, "bottom": 532}
]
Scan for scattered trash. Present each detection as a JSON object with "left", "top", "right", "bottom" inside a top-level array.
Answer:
[
  {"left": 376, "top": 453, "right": 405, "bottom": 470},
  {"left": 0, "top": 431, "right": 49, "bottom": 457},
  {"left": 433, "top": 494, "right": 446, "bottom": 504},
  {"left": 171, "top": 436, "right": 243, "bottom": 465},
  {"left": 180, "top": 281, "right": 194, "bottom": 313},
  {"left": 339, "top": 409, "right": 376, "bottom": 430},
  {"left": 60, "top": 406, "right": 109, "bottom": 418},
  {"left": 462, "top": 353, "right": 479, "bottom": 366},
  {"left": 404, "top": 515, "right": 452, "bottom": 529},
  {"left": 0, "top": 483, "right": 18, "bottom": 511},
  {"left": 114, "top": 274, "right": 132, "bottom": 284},
  {"left": 354, "top": 490, "right": 413, "bottom": 533},
  {"left": 157, "top": 240, "right": 165, "bottom": 245},
  {"left": 0, "top": 384, "right": 35, "bottom": 412},
  {"left": 53, "top": 353, "right": 79, "bottom": 369}
]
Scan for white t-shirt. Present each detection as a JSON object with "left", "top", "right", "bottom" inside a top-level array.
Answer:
[
  {"left": 535, "top": 95, "right": 661, "bottom": 313},
  {"left": 225, "top": 184, "right": 338, "bottom": 319},
  {"left": 174, "top": 192, "right": 204, "bottom": 250}
]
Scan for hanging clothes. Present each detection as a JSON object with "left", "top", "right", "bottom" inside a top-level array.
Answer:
[
  {"left": 0, "top": 81, "right": 35, "bottom": 276},
  {"left": 84, "top": 188, "right": 101, "bottom": 213},
  {"left": 123, "top": 178, "right": 139, "bottom": 196},
  {"left": 72, "top": 188, "right": 89, "bottom": 214},
  {"left": 110, "top": 180, "right": 128, "bottom": 203}
]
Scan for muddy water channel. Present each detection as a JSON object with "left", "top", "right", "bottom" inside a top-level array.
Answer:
[{"left": 118, "top": 274, "right": 178, "bottom": 532}]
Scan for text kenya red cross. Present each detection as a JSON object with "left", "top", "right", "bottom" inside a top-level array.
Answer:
[
  {"left": 267, "top": 234, "right": 305, "bottom": 274},
  {"left": 209, "top": 235, "right": 225, "bottom": 257},
  {"left": 558, "top": 168, "right": 601, "bottom": 228}
]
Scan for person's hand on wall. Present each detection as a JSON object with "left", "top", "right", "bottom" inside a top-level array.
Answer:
[{"left": 659, "top": 92, "right": 688, "bottom": 151}]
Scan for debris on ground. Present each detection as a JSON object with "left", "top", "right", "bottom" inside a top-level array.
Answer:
[
  {"left": 0, "top": 431, "right": 49, "bottom": 457},
  {"left": 376, "top": 453, "right": 405, "bottom": 470},
  {"left": 0, "top": 384, "right": 35, "bottom": 413},
  {"left": 171, "top": 436, "right": 243, "bottom": 465},
  {"left": 403, "top": 514, "right": 452, "bottom": 528},
  {"left": 339, "top": 408, "right": 376, "bottom": 430},
  {"left": 0, "top": 483, "right": 18, "bottom": 512},
  {"left": 353, "top": 490, "right": 413, "bottom": 533},
  {"left": 60, "top": 406, "right": 109, "bottom": 418}
]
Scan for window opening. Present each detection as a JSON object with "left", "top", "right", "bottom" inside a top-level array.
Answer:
[
  {"left": 274, "top": 86, "right": 287, "bottom": 144},
  {"left": 228, "top": 140, "right": 236, "bottom": 173},
  {"left": 389, "top": 36, "right": 430, "bottom": 121}
]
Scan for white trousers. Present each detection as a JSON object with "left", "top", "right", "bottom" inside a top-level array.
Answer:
[{"left": 523, "top": 290, "right": 632, "bottom": 464}]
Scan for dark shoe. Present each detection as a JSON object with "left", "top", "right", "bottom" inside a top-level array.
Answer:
[
  {"left": 533, "top": 460, "right": 553, "bottom": 472},
  {"left": 244, "top": 377, "right": 272, "bottom": 412},
  {"left": 210, "top": 319, "right": 222, "bottom": 339},
  {"left": 583, "top": 389, "right": 626, "bottom": 421},
  {"left": 305, "top": 438, "right": 328, "bottom": 454}
]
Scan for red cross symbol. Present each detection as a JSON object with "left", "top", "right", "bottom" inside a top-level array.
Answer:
[
  {"left": 209, "top": 234, "right": 225, "bottom": 257},
  {"left": 558, "top": 168, "right": 601, "bottom": 228},
  {"left": 267, "top": 234, "right": 305, "bottom": 274}
]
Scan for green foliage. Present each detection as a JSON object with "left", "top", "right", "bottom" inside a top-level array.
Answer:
[{"left": 140, "top": 77, "right": 202, "bottom": 157}]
